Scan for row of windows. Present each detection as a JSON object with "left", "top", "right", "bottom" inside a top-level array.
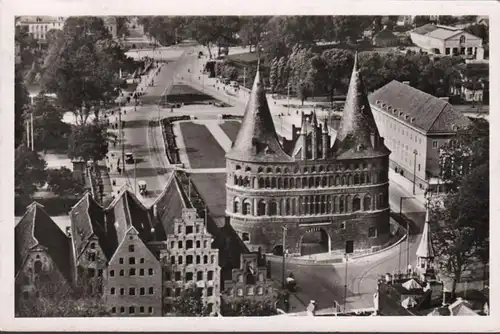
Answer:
[
  {"left": 110, "top": 287, "right": 155, "bottom": 296},
  {"left": 111, "top": 306, "right": 154, "bottom": 315},
  {"left": 109, "top": 268, "right": 154, "bottom": 277},
  {"left": 170, "top": 254, "right": 215, "bottom": 265},
  {"left": 169, "top": 239, "right": 209, "bottom": 250},
  {"left": 118, "top": 256, "right": 145, "bottom": 265},
  {"left": 228, "top": 286, "right": 271, "bottom": 297},
  {"left": 233, "top": 172, "right": 386, "bottom": 189},
  {"left": 176, "top": 225, "right": 203, "bottom": 234},
  {"left": 233, "top": 162, "right": 375, "bottom": 175},
  {"left": 233, "top": 193, "right": 386, "bottom": 216},
  {"left": 165, "top": 286, "right": 214, "bottom": 297},
  {"left": 167, "top": 269, "right": 215, "bottom": 282}
]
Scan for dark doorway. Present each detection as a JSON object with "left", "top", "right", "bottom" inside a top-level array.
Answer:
[
  {"left": 345, "top": 240, "right": 354, "bottom": 254},
  {"left": 300, "top": 228, "right": 330, "bottom": 256}
]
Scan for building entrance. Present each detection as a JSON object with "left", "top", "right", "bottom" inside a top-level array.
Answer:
[{"left": 300, "top": 227, "right": 331, "bottom": 256}]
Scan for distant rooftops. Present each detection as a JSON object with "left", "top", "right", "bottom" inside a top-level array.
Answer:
[
  {"left": 17, "top": 16, "right": 66, "bottom": 24},
  {"left": 411, "top": 23, "right": 481, "bottom": 41}
]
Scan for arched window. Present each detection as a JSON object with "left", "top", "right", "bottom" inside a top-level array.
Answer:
[
  {"left": 341, "top": 176, "right": 346, "bottom": 186},
  {"left": 290, "top": 178, "right": 295, "bottom": 188},
  {"left": 277, "top": 178, "right": 282, "bottom": 189},
  {"left": 364, "top": 196, "right": 371, "bottom": 211},
  {"left": 284, "top": 178, "right": 289, "bottom": 189},
  {"left": 266, "top": 167, "right": 272, "bottom": 173},
  {"left": 366, "top": 173, "right": 371, "bottom": 184},
  {"left": 339, "top": 196, "right": 345, "bottom": 213},
  {"left": 265, "top": 178, "right": 271, "bottom": 188},
  {"left": 328, "top": 176, "right": 334, "bottom": 186},
  {"left": 204, "top": 255, "right": 208, "bottom": 264},
  {"left": 269, "top": 201, "right": 278, "bottom": 216},
  {"left": 320, "top": 195, "right": 326, "bottom": 213},
  {"left": 233, "top": 199, "right": 240, "bottom": 213},
  {"left": 271, "top": 177, "right": 277, "bottom": 188},
  {"left": 245, "top": 166, "right": 252, "bottom": 172},
  {"left": 311, "top": 166, "right": 316, "bottom": 173},
  {"left": 378, "top": 171, "right": 385, "bottom": 183},
  {"left": 276, "top": 167, "right": 281, "bottom": 173},
  {"left": 335, "top": 175, "right": 340, "bottom": 186},
  {"left": 233, "top": 175, "right": 238, "bottom": 185},
  {"left": 332, "top": 196, "right": 337, "bottom": 213},
  {"left": 346, "top": 195, "right": 351, "bottom": 212},
  {"left": 258, "top": 200, "right": 266, "bottom": 216},
  {"left": 378, "top": 193, "right": 384, "bottom": 209},
  {"left": 238, "top": 176, "right": 243, "bottom": 186},
  {"left": 258, "top": 167, "right": 263, "bottom": 173},
  {"left": 236, "top": 165, "right": 241, "bottom": 170},
  {"left": 348, "top": 175, "right": 353, "bottom": 185},
  {"left": 459, "top": 35, "right": 465, "bottom": 43},
  {"left": 259, "top": 178, "right": 265, "bottom": 188},
  {"left": 242, "top": 201, "right": 251, "bottom": 215},
  {"left": 308, "top": 177, "right": 314, "bottom": 188},
  {"left": 284, "top": 168, "right": 289, "bottom": 173},
  {"left": 244, "top": 176, "right": 250, "bottom": 187},
  {"left": 315, "top": 178, "right": 321, "bottom": 187},
  {"left": 319, "top": 166, "right": 324, "bottom": 172},
  {"left": 353, "top": 196, "right": 361, "bottom": 212},
  {"left": 354, "top": 174, "right": 360, "bottom": 185},
  {"left": 321, "top": 177, "right": 327, "bottom": 187}
]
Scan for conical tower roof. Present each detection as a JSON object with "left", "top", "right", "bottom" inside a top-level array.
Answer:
[
  {"left": 416, "top": 201, "right": 435, "bottom": 259},
  {"left": 226, "top": 68, "right": 291, "bottom": 162},
  {"left": 334, "top": 53, "right": 390, "bottom": 159}
]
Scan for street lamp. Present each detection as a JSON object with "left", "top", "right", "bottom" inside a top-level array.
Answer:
[
  {"left": 413, "top": 149, "right": 418, "bottom": 194},
  {"left": 399, "top": 196, "right": 415, "bottom": 274},
  {"left": 281, "top": 225, "right": 287, "bottom": 289}
]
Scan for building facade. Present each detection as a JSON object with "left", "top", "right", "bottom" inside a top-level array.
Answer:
[
  {"left": 410, "top": 24, "right": 483, "bottom": 59},
  {"left": 105, "top": 226, "right": 162, "bottom": 317},
  {"left": 15, "top": 202, "right": 72, "bottom": 303},
  {"left": 161, "top": 208, "right": 221, "bottom": 315},
  {"left": 368, "top": 80, "right": 471, "bottom": 191},
  {"left": 222, "top": 251, "right": 276, "bottom": 302},
  {"left": 225, "top": 57, "right": 392, "bottom": 256},
  {"left": 16, "top": 16, "right": 66, "bottom": 42}
]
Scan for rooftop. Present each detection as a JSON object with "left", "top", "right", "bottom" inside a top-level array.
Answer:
[{"left": 369, "top": 80, "right": 471, "bottom": 134}]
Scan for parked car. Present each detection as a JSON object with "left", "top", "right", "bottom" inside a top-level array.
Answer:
[
  {"left": 125, "top": 152, "right": 134, "bottom": 164},
  {"left": 230, "top": 81, "right": 239, "bottom": 88}
]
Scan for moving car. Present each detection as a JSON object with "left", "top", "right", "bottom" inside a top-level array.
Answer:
[
  {"left": 138, "top": 180, "right": 147, "bottom": 196},
  {"left": 230, "top": 81, "right": 239, "bottom": 88}
]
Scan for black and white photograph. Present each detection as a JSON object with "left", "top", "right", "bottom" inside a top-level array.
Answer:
[{"left": 1, "top": 0, "right": 498, "bottom": 331}]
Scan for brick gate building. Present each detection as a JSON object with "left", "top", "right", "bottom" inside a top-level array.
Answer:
[{"left": 225, "top": 56, "right": 391, "bottom": 256}]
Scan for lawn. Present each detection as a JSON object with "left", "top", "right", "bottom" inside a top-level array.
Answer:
[
  {"left": 179, "top": 122, "right": 227, "bottom": 169},
  {"left": 190, "top": 173, "right": 228, "bottom": 225},
  {"left": 226, "top": 52, "right": 259, "bottom": 64},
  {"left": 219, "top": 120, "right": 241, "bottom": 142}
]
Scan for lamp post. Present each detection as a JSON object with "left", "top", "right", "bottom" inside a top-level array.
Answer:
[
  {"left": 399, "top": 196, "right": 415, "bottom": 273},
  {"left": 413, "top": 149, "right": 418, "bottom": 194},
  {"left": 282, "top": 225, "right": 287, "bottom": 289}
]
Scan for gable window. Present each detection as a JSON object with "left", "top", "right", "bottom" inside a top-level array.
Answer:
[
  {"left": 186, "top": 240, "right": 193, "bottom": 249},
  {"left": 139, "top": 268, "right": 144, "bottom": 276},
  {"left": 110, "top": 287, "right": 115, "bottom": 295},
  {"left": 129, "top": 245, "right": 134, "bottom": 252},
  {"left": 119, "top": 258, "right": 124, "bottom": 264},
  {"left": 432, "top": 140, "right": 438, "bottom": 149},
  {"left": 129, "top": 287, "right": 135, "bottom": 295},
  {"left": 148, "top": 268, "right": 154, "bottom": 275},
  {"left": 140, "top": 287, "right": 145, "bottom": 295},
  {"left": 148, "top": 287, "right": 154, "bottom": 295},
  {"left": 129, "top": 257, "right": 135, "bottom": 265},
  {"left": 119, "top": 269, "right": 124, "bottom": 276},
  {"left": 110, "top": 270, "right": 115, "bottom": 277},
  {"left": 129, "top": 268, "right": 136, "bottom": 276}
]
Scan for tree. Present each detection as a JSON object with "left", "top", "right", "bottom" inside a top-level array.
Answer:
[
  {"left": 464, "top": 24, "right": 489, "bottom": 44},
  {"left": 30, "top": 95, "right": 70, "bottom": 152},
  {"left": 439, "top": 119, "right": 489, "bottom": 191},
  {"left": 47, "top": 167, "right": 85, "bottom": 197},
  {"left": 220, "top": 298, "right": 277, "bottom": 316},
  {"left": 238, "top": 16, "right": 269, "bottom": 53},
  {"left": 67, "top": 122, "right": 109, "bottom": 163},
  {"left": 321, "top": 49, "right": 354, "bottom": 105},
  {"left": 15, "top": 69, "right": 30, "bottom": 148},
  {"left": 414, "top": 16, "right": 432, "bottom": 27},
  {"left": 41, "top": 16, "right": 128, "bottom": 124},
  {"left": 322, "top": 16, "right": 372, "bottom": 44},
  {"left": 276, "top": 56, "right": 288, "bottom": 94},
  {"left": 297, "top": 81, "right": 309, "bottom": 106},
  {"left": 430, "top": 163, "right": 489, "bottom": 297},
  {"left": 15, "top": 145, "right": 47, "bottom": 200},
  {"left": 116, "top": 16, "right": 130, "bottom": 38},
  {"left": 169, "top": 287, "right": 210, "bottom": 316}
]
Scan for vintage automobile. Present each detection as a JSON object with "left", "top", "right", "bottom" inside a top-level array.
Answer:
[{"left": 138, "top": 180, "right": 147, "bottom": 196}]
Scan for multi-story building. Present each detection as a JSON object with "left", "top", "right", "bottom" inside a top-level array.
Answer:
[
  {"left": 105, "top": 226, "right": 162, "bottom": 317},
  {"left": 368, "top": 80, "right": 471, "bottom": 192},
  {"left": 222, "top": 251, "right": 277, "bottom": 303},
  {"left": 104, "top": 16, "right": 118, "bottom": 39},
  {"left": 161, "top": 208, "right": 221, "bottom": 315},
  {"left": 15, "top": 202, "right": 72, "bottom": 301},
  {"left": 16, "top": 16, "right": 66, "bottom": 42},
  {"left": 225, "top": 56, "right": 392, "bottom": 256},
  {"left": 410, "top": 24, "right": 484, "bottom": 59}
]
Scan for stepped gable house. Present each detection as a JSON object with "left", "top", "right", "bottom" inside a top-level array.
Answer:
[
  {"left": 225, "top": 56, "right": 391, "bottom": 256},
  {"left": 15, "top": 202, "right": 72, "bottom": 301}
]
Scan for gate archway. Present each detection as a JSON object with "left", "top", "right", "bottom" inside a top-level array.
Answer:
[{"left": 300, "top": 227, "right": 331, "bottom": 256}]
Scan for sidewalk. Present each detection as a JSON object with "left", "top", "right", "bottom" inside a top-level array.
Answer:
[{"left": 389, "top": 168, "right": 426, "bottom": 208}]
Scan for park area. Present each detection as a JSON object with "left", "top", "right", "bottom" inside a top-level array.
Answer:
[
  {"left": 219, "top": 120, "right": 241, "bottom": 142},
  {"left": 179, "top": 122, "right": 227, "bottom": 169}
]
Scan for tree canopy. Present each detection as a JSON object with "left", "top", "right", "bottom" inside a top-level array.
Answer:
[
  {"left": 47, "top": 167, "right": 85, "bottom": 197},
  {"left": 15, "top": 145, "right": 47, "bottom": 200},
  {"left": 67, "top": 122, "right": 110, "bottom": 163},
  {"left": 41, "top": 16, "right": 129, "bottom": 123}
]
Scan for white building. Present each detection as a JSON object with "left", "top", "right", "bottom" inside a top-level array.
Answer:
[
  {"left": 410, "top": 24, "right": 483, "bottom": 59},
  {"left": 16, "top": 16, "right": 66, "bottom": 42}
]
